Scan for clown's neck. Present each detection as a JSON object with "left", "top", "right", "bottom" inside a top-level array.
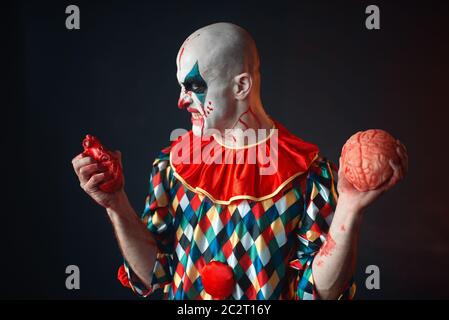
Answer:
[{"left": 215, "top": 104, "right": 274, "bottom": 148}]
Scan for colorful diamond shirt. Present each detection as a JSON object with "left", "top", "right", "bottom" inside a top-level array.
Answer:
[{"left": 119, "top": 121, "right": 356, "bottom": 300}]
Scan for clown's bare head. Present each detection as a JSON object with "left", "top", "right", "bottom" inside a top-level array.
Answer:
[{"left": 176, "top": 22, "right": 269, "bottom": 138}]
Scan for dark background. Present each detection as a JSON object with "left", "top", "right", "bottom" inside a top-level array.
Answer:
[{"left": 4, "top": 0, "right": 449, "bottom": 299}]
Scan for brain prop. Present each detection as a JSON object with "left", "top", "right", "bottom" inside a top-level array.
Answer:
[
  {"left": 82, "top": 134, "right": 123, "bottom": 193},
  {"left": 341, "top": 129, "right": 406, "bottom": 192}
]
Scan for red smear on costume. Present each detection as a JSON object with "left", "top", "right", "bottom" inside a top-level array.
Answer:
[
  {"left": 82, "top": 134, "right": 123, "bottom": 193},
  {"left": 340, "top": 225, "right": 346, "bottom": 232}
]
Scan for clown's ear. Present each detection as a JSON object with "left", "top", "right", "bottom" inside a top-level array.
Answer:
[{"left": 233, "top": 72, "right": 252, "bottom": 100}]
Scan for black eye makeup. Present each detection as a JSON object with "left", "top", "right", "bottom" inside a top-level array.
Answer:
[
  {"left": 181, "top": 61, "right": 208, "bottom": 96},
  {"left": 183, "top": 77, "right": 207, "bottom": 94}
]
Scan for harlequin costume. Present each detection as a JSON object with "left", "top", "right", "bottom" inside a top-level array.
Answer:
[{"left": 117, "top": 119, "right": 356, "bottom": 300}]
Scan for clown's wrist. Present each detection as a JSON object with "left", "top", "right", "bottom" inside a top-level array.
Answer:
[
  {"left": 106, "top": 190, "right": 133, "bottom": 219},
  {"left": 336, "top": 195, "right": 365, "bottom": 217},
  {"left": 332, "top": 200, "right": 364, "bottom": 237}
]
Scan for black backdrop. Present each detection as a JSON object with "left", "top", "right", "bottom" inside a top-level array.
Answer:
[{"left": 4, "top": 0, "right": 449, "bottom": 299}]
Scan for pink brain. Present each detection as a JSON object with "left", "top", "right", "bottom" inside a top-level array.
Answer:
[{"left": 341, "top": 129, "right": 401, "bottom": 191}]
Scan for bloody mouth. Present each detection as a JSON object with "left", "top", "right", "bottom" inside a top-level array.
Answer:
[{"left": 191, "top": 112, "right": 203, "bottom": 125}]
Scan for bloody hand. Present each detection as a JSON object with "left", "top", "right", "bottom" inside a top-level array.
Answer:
[{"left": 82, "top": 134, "right": 123, "bottom": 193}]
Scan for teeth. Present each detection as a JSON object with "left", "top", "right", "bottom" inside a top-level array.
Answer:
[{"left": 192, "top": 112, "right": 201, "bottom": 119}]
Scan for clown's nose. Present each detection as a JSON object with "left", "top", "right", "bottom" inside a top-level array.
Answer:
[{"left": 178, "top": 97, "right": 191, "bottom": 109}]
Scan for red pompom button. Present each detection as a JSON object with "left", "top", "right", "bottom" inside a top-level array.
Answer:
[
  {"left": 201, "top": 261, "right": 235, "bottom": 299},
  {"left": 117, "top": 265, "right": 131, "bottom": 288}
]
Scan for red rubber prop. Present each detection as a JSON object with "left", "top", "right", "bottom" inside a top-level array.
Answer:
[
  {"left": 201, "top": 261, "right": 235, "bottom": 299},
  {"left": 82, "top": 134, "right": 123, "bottom": 193},
  {"left": 341, "top": 129, "right": 407, "bottom": 192}
]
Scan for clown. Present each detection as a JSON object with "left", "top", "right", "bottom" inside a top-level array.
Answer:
[{"left": 72, "top": 22, "right": 407, "bottom": 299}]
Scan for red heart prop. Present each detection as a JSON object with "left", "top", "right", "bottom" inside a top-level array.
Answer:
[{"left": 82, "top": 134, "right": 123, "bottom": 193}]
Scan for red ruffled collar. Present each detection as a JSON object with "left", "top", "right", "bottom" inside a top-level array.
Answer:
[{"left": 167, "top": 119, "right": 319, "bottom": 204}]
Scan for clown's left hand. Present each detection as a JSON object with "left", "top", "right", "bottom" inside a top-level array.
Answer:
[{"left": 336, "top": 145, "right": 408, "bottom": 214}]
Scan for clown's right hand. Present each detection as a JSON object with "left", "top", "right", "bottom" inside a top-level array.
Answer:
[{"left": 72, "top": 150, "right": 125, "bottom": 209}]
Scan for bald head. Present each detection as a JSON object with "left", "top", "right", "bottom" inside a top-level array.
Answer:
[
  {"left": 176, "top": 22, "right": 260, "bottom": 83},
  {"left": 176, "top": 23, "right": 270, "bottom": 138}
]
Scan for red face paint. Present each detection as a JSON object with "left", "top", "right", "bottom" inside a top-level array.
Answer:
[
  {"left": 200, "top": 104, "right": 206, "bottom": 118},
  {"left": 178, "top": 97, "right": 190, "bottom": 109},
  {"left": 191, "top": 115, "right": 204, "bottom": 127},
  {"left": 206, "top": 101, "right": 214, "bottom": 116},
  {"left": 178, "top": 33, "right": 201, "bottom": 68},
  {"left": 178, "top": 47, "right": 185, "bottom": 67}
]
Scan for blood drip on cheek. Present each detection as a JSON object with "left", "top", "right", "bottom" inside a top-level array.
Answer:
[
  {"left": 200, "top": 104, "right": 206, "bottom": 137},
  {"left": 178, "top": 33, "right": 198, "bottom": 67},
  {"left": 200, "top": 116, "right": 205, "bottom": 135},
  {"left": 206, "top": 101, "right": 214, "bottom": 115}
]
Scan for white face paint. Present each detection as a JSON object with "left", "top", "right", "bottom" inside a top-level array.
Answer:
[{"left": 176, "top": 36, "right": 238, "bottom": 137}]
